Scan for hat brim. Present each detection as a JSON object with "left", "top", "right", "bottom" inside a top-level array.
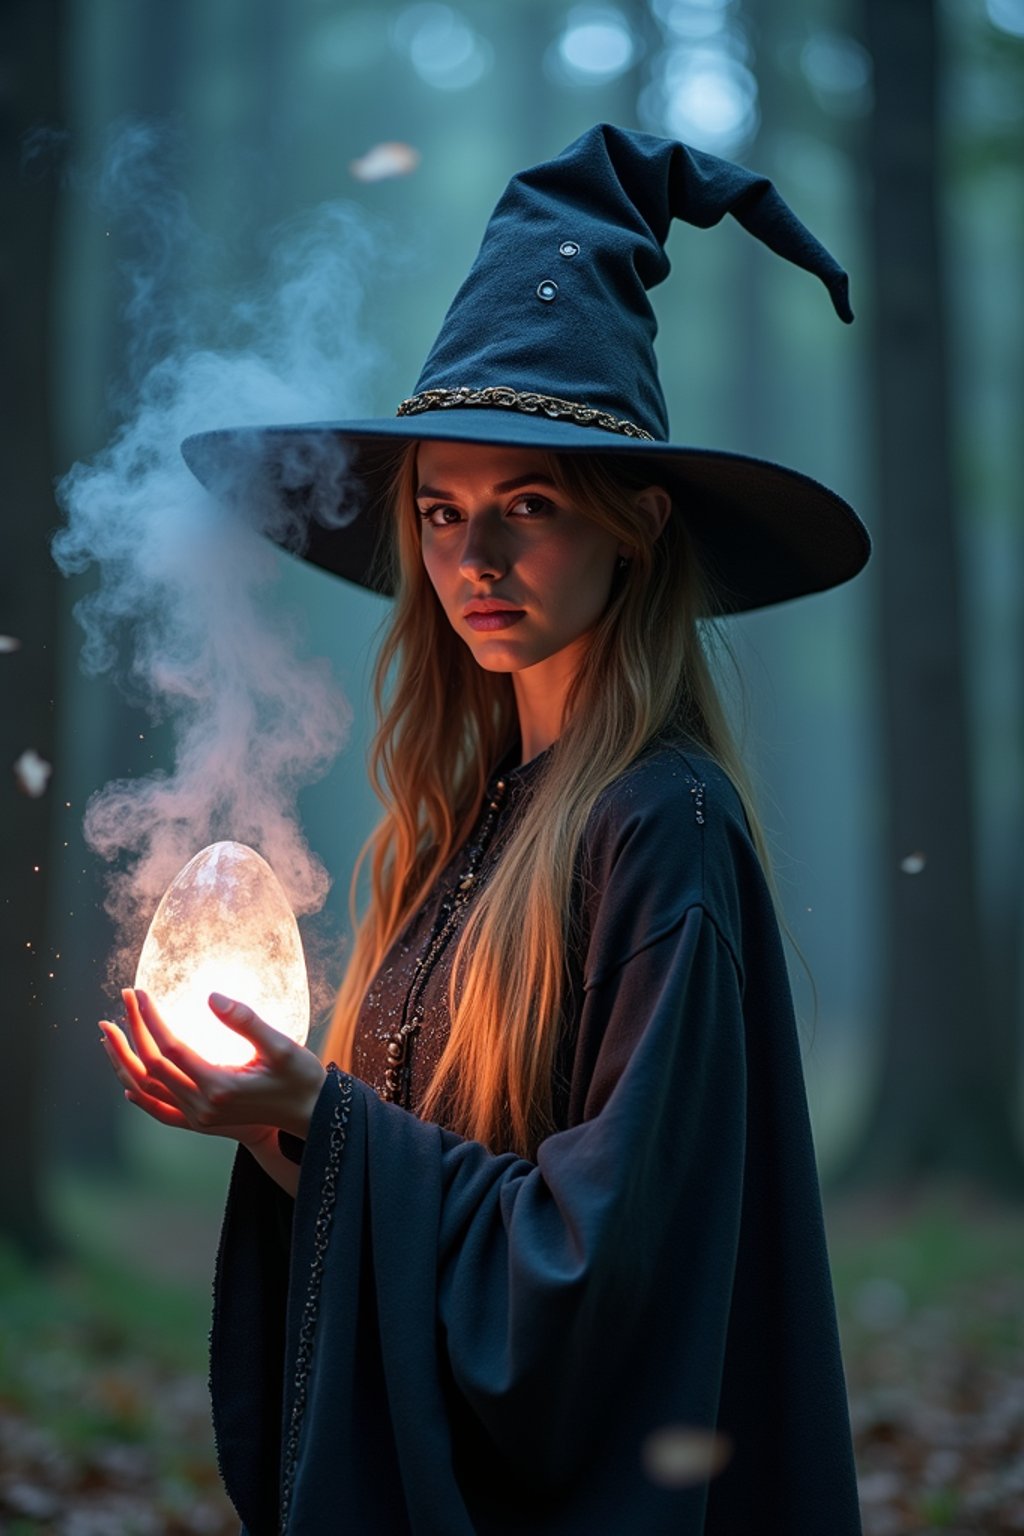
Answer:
[{"left": 180, "top": 411, "right": 870, "bottom": 615}]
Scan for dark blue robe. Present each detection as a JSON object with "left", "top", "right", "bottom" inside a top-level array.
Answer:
[{"left": 209, "top": 741, "right": 862, "bottom": 1533}]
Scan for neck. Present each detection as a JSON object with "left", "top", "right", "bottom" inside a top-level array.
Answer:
[{"left": 510, "top": 638, "right": 586, "bottom": 766}]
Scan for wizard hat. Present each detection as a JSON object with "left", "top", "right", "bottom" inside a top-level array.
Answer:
[{"left": 181, "top": 124, "right": 869, "bottom": 613}]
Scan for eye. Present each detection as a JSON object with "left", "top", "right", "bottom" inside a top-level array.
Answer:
[
  {"left": 418, "top": 503, "right": 462, "bottom": 528},
  {"left": 508, "top": 494, "right": 554, "bottom": 518}
]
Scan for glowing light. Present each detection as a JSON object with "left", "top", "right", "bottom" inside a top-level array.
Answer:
[
  {"left": 801, "top": 31, "right": 871, "bottom": 95},
  {"left": 659, "top": 49, "right": 759, "bottom": 154},
  {"left": 652, "top": 0, "right": 729, "bottom": 40},
  {"left": 134, "top": 841, "right": 309, "bottom": 1066},
  {"left": 557, "top": 8, "right": 636, "bottom": 82},
  {"left": 800, "top": 31, "right": 872, "bottom": 116},
  {"left": 987, "top": 0, "right": 1024, "bottom": 38},
  {"left": 393, "top": 3, "right": 492, "bottom": 90}
]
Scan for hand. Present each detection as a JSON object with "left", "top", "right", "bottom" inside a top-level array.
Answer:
[{"left": 100, "top": 988, "right": 326, "bottom": 1145}]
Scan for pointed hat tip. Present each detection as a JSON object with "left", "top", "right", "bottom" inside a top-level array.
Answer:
[{"left": 831, "top": 270, "right": 854, "bottom": 324}]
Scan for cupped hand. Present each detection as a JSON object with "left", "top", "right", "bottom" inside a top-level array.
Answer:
[{"left": 100, "top": 988, "right": 326, "bottom": 1145}]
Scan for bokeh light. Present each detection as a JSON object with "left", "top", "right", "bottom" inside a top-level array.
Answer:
[
  {"left": 552, "top": 5, "right": 637, "bottom": 85},
  {"left": 649, "top": 47, "right": 760, "bottom": 156},
  {"left": 800, "top": 31, "right": 873, "bottom": 117},
  {"left": 392, "top": 3, "right": 493, "bottom": 90},
  {"left": 986, "top": 0, "right": 1024, "bottom": 38},
  {"left": 651, "top": 0, "right": 731, "bottom": 42}
]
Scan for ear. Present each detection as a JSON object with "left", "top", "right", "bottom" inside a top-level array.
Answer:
[{"left": 617, "top": 486, "right": 671, "bottom": 557}]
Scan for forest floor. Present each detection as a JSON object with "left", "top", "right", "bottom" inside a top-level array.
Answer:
[
  {"left": 827, "top": 1189, "right": 1024, "bottom": 1535},
  {"left": 1, "top": 1177, "right": 1023, "bottom": 1535}
]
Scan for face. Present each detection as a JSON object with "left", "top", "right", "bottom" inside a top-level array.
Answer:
[{"left": 415, "top": 441, "right": 623, "bottom": 681}]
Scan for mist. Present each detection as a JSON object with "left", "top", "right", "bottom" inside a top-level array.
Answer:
[{"left": 51, "top": 123, "right": 386, "bottom": 999}]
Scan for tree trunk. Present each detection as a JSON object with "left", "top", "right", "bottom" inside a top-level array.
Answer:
[
  {"left": 836, "top": 0, "right": 1023, "bottom": 1193},
  {"left": 0, "top": 0, "right": 65, "bottom": 1257}
]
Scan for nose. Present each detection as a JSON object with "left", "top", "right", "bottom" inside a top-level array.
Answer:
[{"left": 458, "top": 513, "right": 508, "bottom": 583}]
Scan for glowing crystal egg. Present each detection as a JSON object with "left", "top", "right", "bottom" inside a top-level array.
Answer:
[{"left": 134, "top": 841, "right": 310, "bottom": 1066}]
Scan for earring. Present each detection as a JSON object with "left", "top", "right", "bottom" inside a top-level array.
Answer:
[{"left": 616, "top": 555, "right": 631, "bottom": 572}]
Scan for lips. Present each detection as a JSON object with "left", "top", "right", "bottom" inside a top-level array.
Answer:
[
  {"left": 462, "top": 597, "right": 527, "bottom": 633},
  {"left": 464, "top": 609, "right": 526, "bottom": 633}
]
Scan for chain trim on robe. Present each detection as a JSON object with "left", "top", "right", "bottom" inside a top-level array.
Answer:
[
  {"left": 279, "top": 1065, "right": 353, "bottom": 1534},
  {"left": 382, "top": 775, "right": 510, "bottom": 1108}
]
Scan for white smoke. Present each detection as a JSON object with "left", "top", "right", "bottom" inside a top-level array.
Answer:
[{"left": 52, "top": 123, "right": 388, "bottom": 990}]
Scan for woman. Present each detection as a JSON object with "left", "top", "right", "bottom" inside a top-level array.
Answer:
[{"left": 101, "top": 125, "right": 868, "bottom": 1533}]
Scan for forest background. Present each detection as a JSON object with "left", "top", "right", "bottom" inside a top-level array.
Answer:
[{"left": 1, "top": 0, "right": 1023, "bottom": 1532}]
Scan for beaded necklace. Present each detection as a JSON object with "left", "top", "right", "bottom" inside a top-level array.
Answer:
[{"left": 382, "top": 775, "right": 509, "bottom": 1108}]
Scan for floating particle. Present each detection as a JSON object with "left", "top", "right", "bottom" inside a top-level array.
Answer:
[
  {"left": 899, "top": 851, "right": 926, "bottom": 875},
  {"left": 643, "top": 1426, "right": 732, "bottom": 1488},
  {"left": 349, "top": 141, "right": 420, "bottom": 182},
  {"left": 14, "top": 749, "right": 53, "bottom": 797},
  {"left": 0, "top": 635, "right": 21, "bottom": 653}
]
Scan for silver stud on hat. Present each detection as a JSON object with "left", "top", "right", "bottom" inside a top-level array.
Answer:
[{"left": 536, "top": 279, "right": 558, "bottom": 302}]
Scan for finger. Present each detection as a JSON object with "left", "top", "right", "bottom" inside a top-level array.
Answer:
[
  {"left": 208, "top": 993, "right": 289, "bottom": 1062},
  {"left": 129, "top": 989, "right": 267, "bottom": 1128},
  {"left": 123, "top": 1084, "right": 191, "bottom": 1129},
  {"left": 101, "top": 1019, "right": 146, "bottom": 1078},
  {"left": 101, "top": 1023, "right": 181, "bottom": 1109},
  {"left": 124, "top": 989, "right": 206, "bottom": 1096}
]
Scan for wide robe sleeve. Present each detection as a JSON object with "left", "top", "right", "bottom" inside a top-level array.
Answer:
[{"left": 210, "top": 749, "right": 862, "bottom": 1536}]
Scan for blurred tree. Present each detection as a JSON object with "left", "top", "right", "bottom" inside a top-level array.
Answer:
[
  {"left": 943, "top": 9, "right": 1024, "bottom": 1138},
  {"left": 0, "top": 0, "right": 65, "bottom": 1256},
  {"left": 837, "top": 0, "right": 1023, "bottom": 1193}
]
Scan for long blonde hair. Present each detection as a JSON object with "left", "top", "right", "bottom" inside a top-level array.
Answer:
[{"left": 324, "top": 444, "right": 772, "bottom": 1157}]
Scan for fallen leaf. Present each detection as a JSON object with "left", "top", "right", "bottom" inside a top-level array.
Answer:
[
  {"left": 642, "top": 1425, "right": 732, "bottom": 1487},
  {"left": 13, "top": 748, "right": 52, "bottom": 797},
  {"left": 349, "top": 141, "right": 420, "bottom": 182}
]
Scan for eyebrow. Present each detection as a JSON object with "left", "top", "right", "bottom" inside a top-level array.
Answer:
[{"left": 415, "top": 473, "right": 557, "bottom": 500}]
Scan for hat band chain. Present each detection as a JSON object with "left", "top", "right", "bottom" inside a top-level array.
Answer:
[{"left": 395, "top": 385, "right": 655, "bottom": 442}]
